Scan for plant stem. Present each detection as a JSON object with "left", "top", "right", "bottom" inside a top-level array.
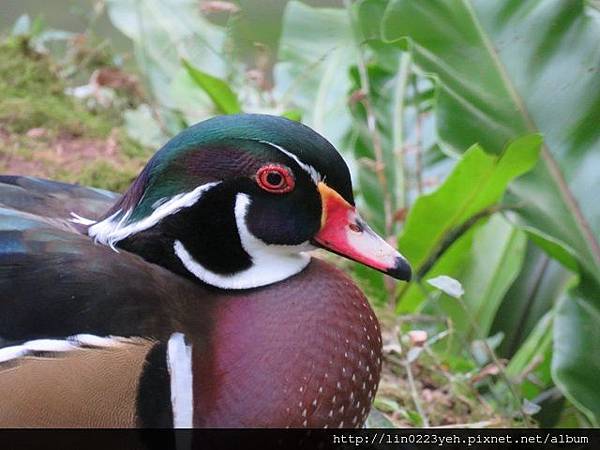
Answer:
[
  {"left": 404, "top": 357, "right": 430, "bottom": 427},
  {"left": 344, "top": 0, "right": 393, "bottom": 237},
  {"left": 393, "top": 52, "right": 412, "bottom": 214},
  {"left": 411, "top": 78, "right": 424, "bottom": 196}
]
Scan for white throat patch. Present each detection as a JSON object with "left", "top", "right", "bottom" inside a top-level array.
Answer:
[{"left": 174, "top": 193, "right": 312, "bottom": 289}]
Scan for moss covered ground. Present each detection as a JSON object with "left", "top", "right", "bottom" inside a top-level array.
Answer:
[{"left": 0, "top": 36, "right": 150, "bottom": 192}]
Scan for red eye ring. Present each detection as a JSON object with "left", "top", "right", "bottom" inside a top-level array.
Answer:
[{"left": 256, "top": 164, "right": 295, "bottom": 194}]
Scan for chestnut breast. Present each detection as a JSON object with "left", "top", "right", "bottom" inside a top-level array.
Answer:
[{"left": 191, "top": 258, "right": 382, "bottom": 428}]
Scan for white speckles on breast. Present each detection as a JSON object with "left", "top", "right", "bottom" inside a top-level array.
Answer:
[
  {"left": 199, "top": 259, "right": 382, "bottom": 428},
  {"left": 265, "top": 262, "right": 382, "bottom": 429}
]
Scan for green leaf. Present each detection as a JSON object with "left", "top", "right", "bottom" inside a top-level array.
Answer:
[
  {"left": 492, "top": 246, "right": 573, "bottom": 358},
  {"left": 459, "top": 214, "right": 527, "bottom": 339},
  {"left": 553, "top": 279, "right": 600, "bottom": 426},
  {"left": 522, "top": 227, "right": 579, "bottom": 273},
  {"left": 280, "top": 109, "right": 302, "bottom": 122},
  {"left": 182, "top": 59, "right": 241, "bottom": 115},
  {"left": 427, "top": 275, "right": 464, "bottom": 299},
  {"left": 398, "top": 135, "right": 541, "bottom": 277}
]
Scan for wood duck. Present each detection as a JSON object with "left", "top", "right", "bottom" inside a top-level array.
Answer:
[{"left": 0, "top": 114, "right": 410, "bottom": 428}]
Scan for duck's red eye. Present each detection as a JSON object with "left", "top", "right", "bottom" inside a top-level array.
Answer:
[{"left": 256, "top": 164, "right": 295, "bottom": 194}]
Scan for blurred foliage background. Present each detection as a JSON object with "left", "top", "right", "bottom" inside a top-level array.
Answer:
[{"left": 1, "top": 0, "right": 599, "bottom": 428}]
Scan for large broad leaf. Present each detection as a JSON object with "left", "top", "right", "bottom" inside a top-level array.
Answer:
[
  {"left": 453, "top": 214, "right": 527, "bottom": 339},
  {"left": 553, "top": 279, "right": 600, "bottom": 426},
  {"left": 106, "top": 0, "right": 228, "bottom": 125},
  {"left": 396, "top": 136, "right": 540, "bottom": 314},
  {"left": 492, "top": 246, "right": 573, "bottom": 358},
  {"left": 396, "top": 134, "right": 541, "bottom": 312},
  {"left": 381, "top": 0, "right": 600, "bottom": 283},
  {"left": 380, "top": 0, "right": 600, "bottom": 422}
]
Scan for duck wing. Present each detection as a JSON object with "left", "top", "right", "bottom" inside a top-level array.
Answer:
[
  {"left": 0, "top": 333, "right": 196, "bottom": 427},
  {"left": 0, "top": 177, "right": 211, "bottom": 342},
  {"left": 0, "top": 175, "right": 119, "bottom": 223},
  {"left": 0, "top": 336, "right": 157, "bottom": 427}
]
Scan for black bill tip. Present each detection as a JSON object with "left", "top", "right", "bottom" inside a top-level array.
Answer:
[{"left": 386, "top": 256, "right": 412, "bottom": 281}]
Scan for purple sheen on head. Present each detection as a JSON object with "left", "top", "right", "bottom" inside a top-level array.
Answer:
[{"left": 173, "top": 146, "right": 263, "bottom": 181}]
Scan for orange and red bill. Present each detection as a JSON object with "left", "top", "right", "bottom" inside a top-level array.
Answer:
[{"left": 312, "top": 182, "right": 412, "bottom": 281}]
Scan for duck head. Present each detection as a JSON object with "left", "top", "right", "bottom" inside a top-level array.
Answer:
[{"left": 87, "top": 114, "right": 411, "bottom": 289}]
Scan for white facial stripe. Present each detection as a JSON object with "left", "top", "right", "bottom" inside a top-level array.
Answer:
[
  {"left": 259, "top": 140, "right": 321, "bottom": 184},
  {"left": 174, "top": 193, "right": 312, "bottom": 289},
  {"left": 0, "top": 334, "right": 138, "bottom": 364},
  {"left": 166, "top": 333, "right": 194, "bottom": 428},
  {"left": 87, "top": 182, "right": 220, "bottom": 250}
]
